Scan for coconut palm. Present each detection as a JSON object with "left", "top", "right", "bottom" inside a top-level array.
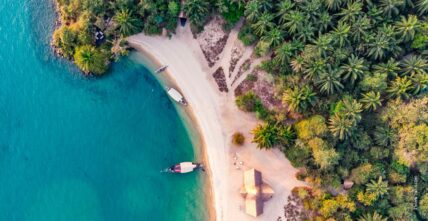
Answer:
[
  {"left": 396, "top": 15, "right": 419, "bottom": 42},
  {"left": 379, "top": 0, "right": 404, "bottom": 17},
  {"left": 317, "top": 11, "right": 332, "bottom": 32},
  {"left": 252, "top": 123, "right": 279, "bottom": 149},
  {"left": 358, "top": 212, "right": 388, "bottom": 221},
  {"left": 351, "top": 16, "right": 371, "bottom": 42},
  {"left": 282, "top": 10, "right": 305, "bottom": 34},
  {"left": 303, "top": 58, "right": 326, "bottom": 80},
  {"left": 337, "top": 1, "right": 363, "bottom": 23},
  {"left": 296, "top": 22, "right": 315, "bottom": 43},
  {"left": 282, "top": 86, "right": 317, "bottom": 113},
  {"left": 316, "top": 67, "right": 344, "bottom": 95},
  {"left": 400, "top": 55, "right": 428, "bottom": 76},
  {"left": 291, "top": 56, "right": 304, "bottom": 73},
  {"left": 113, "top": 9, "right": 141, "bottom": 36},
  {"left": 277, "top": 0, "right": 294, "bottom": 23},
  {"left": 387, "top": 76, "right": 414, "bottom": 99},
  {"left": 341, "top": 98, "right": 363, "bottom": 122},
  {"left": 373, "top": 58, "right": 400, "bottom": 77},
  {"left": 73, "top": 45, "right": 107, "bottom": 75},
  {"left": 313, "top": 34, "right": 333, "bottom": 57},
  {"left": 341, "top": 55, "right": 368, "bottom": 85},
  {"left": 325, "top": 0, "right": 345, "bottom": 11},
  {"left": 417, "top": 0, "right": 428, "bottom": 14},
  {"left": 184, "top": 0, "right": 210, "bottom": 27},
  {"left": 366, "top": 177, "right": 389, "bottom": 198},
  {"left": 411, "top": 73, "right": 428, "bottom": 94},
  {"left": 366, "top": 34, "right": 390, "bottom": 60},
  {"left": 244, "top": 0, "right": 261, "bottom": 22},
  {"left": 274, "top": 42, "right": 295, "bottom": 66},
  {"left": 251, "top": 13, "right": 274, "bottom": 36},
  {"left": 360, "top": 91, "right": 383, "bottom": 111},
  {"left": 261, "top": 28, "right": 283, "bottom": 49},
  {"left": 329, "top": 114, "right": 356, "bottom": 140},
  {"left": 374, "top": 125, "right": 396, "bottom": 146},
  {"left": 332, "top": 21, "right": 351, "bottom": 47}
]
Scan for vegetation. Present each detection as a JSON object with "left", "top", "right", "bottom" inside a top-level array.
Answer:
[
  {"left": 53, "top": 0, "right": 181, "bottom": 75},
  {"left": 228, "top": 0, "right": 428, "bottom": 220},
  {"left": 232, "top": 132, "right": 245, "bottom": 146}
]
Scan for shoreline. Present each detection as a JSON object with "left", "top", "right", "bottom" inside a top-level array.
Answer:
[{"left": 130, "top": 44, "right": 217, "bottom": 221}]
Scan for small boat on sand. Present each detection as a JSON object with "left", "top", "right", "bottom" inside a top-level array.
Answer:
[
  {"left": 168, "top": 162, "right": 203, "bottom": 173},
  {"left": 155, "top": 65, "right": 168, "bottom": 74},
  {"left": 167, "top": 87, "right": 187, "bottom": 105}
]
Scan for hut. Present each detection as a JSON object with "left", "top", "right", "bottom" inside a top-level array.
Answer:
[{"left": 240, "top": 168, "right": 274, "bottom": 217}]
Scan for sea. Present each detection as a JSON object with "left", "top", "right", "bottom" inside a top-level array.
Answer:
[{"left": 0, "top": 0, "right": 208, "bottom": 220}]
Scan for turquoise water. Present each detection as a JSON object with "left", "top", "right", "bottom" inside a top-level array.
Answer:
[{"left": 0, "top": 0, "right": 208, "bottom": 220}]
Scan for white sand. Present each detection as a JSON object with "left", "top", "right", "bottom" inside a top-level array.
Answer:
[{"left": 128, "top": 24, "right": 305, "bottom": 221}]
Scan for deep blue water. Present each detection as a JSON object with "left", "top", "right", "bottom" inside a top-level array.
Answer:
[{"left": 0, "top": 0, "right": 207, "bottom": 220}]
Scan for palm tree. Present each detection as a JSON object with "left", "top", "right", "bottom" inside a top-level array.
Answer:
[
  {"left": 281, "top": 10, "right": 305, "bottom": 34},
  {"left": 313, "top": 34, "right": 333, "bottom": 57},
  {"left": 360, "top": 91, "right": 383, "bottom": 111},
  {"left": 337, "top": 1, "right": 363, "bottom": 23},
  {"left": 251, "top": 13, "right": 274, "bottom": 36},
  {"left": 373, "top": 58, "right": 400, "bottom": 77},
  {"left": 374, "top": 125, "right": 396, "bottom": 146},
  {"left": 73, "top": 45, "right": 107, "bottom": 75},
  {"left": 358, "top": 212, "right": 388, "bottom": 221},
  {"left": 366, "top": 177, "right": 389, "bottom": 198},
  {"left": 400, "top": 55, "right": 428, "bottom": 76},
  {"left": 252, "top": 123, "right": 279, "bottom": 149},
  {"left": 387, "top": 76, "right": 414, "bottom": 99},
  {"left": 261, "top": 28, "right": 283, "bottom": 49},
  {"left": 351, "top": 16, "right": 371, "bottom": 42},
  {"left": 325, "top": 0, "right": 345, "bottom": 11},
  {"left": 340, "top": 55, "right": 367, "bottom": 85},
  {"left": 316, "top": 67, "right": 344, "bottom": 95},
  {"left": 304, "top": 58, "right": 326, "bottom": 80},
  {"left": 329, "top": 114, "right": 355, "bottom": 140},
  {"left": 411, "top": 73, "right": 428, "bottom": 94},
  {"left": 332, "top": 21, "right": 351, "bottom": 47},
  {"left": 417, "top": 0, "right": 428, "bottom": 15},
  {"left": 244, "top": 0, "right": 261, "bottom": 22},
  {"left": 274, "top": 42, "right": 295, "bottom": 66},
  {"left": 277, "top": 0, "right": 294, "bottom": 24},
  {"left": 277, "top": 125, "right": 295, "bottom": 147},
  {"left": 341, "top": 98, "right": 363, "bottom": 122},
  {"left": 291, "top": 55, "right": 304, "bottom": 73},
  {"left": 366, "top": 34, "right": 389, "bottom": 60},
  {"left": 184, "top": 0, "right": 210, "bottom": 27},
  {"left": 396, "top": 15, "right": 419, "bottom": 42},
  {"left": 282, "top": 86, "right": 317, "bottom": 113},
  {"left": 113, "top": 9, "right": 141, "bottom": 36},
  {"left": 317, "top": 11, "right": 332, "bottom": 32},
  {"left": 379, "top": 0, "right": 404, "bottom": 17}
]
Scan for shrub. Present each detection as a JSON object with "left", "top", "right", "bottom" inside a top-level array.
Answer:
[
  {"left": 238, "top": 24, "right": 257, "bottom": 46},
  {"left": 235, "top": 91, "right": 259, "bottom": 112},
  {"left": 232, "top": 132, "right": 245, "bottom": 146}
]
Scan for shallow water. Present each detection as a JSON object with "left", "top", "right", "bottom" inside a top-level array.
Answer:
[{"left": 0, "top": 0, "right": 207, "bottom": 220}]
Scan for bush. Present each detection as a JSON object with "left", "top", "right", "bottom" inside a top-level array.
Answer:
[
  {"left": 238, "top": 24, "right": 257, "bottom": 46},
  {"left": 235, "top": 91, "right": 260, "bottom": 112},
  {"left": 232, "top": 132, "right": 245, "bottom": 146}
]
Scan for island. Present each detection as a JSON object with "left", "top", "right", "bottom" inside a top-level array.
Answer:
[{"left": 53, "top": 0, "right": 428, "bottom": 220}]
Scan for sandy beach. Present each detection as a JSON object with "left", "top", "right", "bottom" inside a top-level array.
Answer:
[{"left": 128, "top": 23, "right": 305, "bottom": 221}]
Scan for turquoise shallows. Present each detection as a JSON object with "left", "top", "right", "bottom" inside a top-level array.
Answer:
[{"left": 0, "top": 0, "right": 208, "bottom": 220}]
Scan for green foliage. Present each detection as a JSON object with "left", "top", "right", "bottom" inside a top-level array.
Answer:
[
  {"left": 419, "top": 193, "right": 428, "bottom": 219},
  {"left": 184, "top": 0, "right": 210, "bottom": 27},
  {"left": 73, "top": 45, "right": 109, "bottom": 75},
  {"left": 350, "top": 163, "right": 375, "bottom": 185},
  {"left": 235, "top": 92, "right": 260, "bottom": 112},
  {"left": 294, "top": 115, "right": 328, "bottom": 140},
  {"left": 282, "top": 86, "right": 317, "bottom": 113},
  {"left": 252, "top": 123, "right": 295, "bottom": 150}
]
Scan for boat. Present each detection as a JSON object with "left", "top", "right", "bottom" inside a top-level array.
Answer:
[
  {"left": 168, "top": 162, "right": 203, "bottom": 173},
  {"left": 167, "top": 87, "right": 188, "bottom": 105},
  {"left": 154, "top": 65, "right": 168, "bottom": 74}
]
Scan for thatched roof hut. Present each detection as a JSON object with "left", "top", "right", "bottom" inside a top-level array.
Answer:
[{"left": 240, "top": 168, "right": 274, "bottom": 217}]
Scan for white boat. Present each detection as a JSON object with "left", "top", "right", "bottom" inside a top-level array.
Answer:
[
  {"left": 154, "top": 65, "right": 168, "bottom": 74},
  {"left": 168, "top": 162, "right": 202, "bottom": 173},
  {"left": 167, "top": 88, "right": 187, "bottom": 105}
]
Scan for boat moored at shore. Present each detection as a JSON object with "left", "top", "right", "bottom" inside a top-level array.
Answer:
[
  {"left": 168, "top": 162, "right": 203, "bottom": 173},
  {"left": 167, "top": 87, "right": 188, "bottom": 105}
]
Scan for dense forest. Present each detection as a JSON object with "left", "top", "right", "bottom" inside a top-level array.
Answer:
[
  {"left": 230, "top": 0, "right": 428, "bottom": 220},
  {"left": 52, "top": 0, "right": 428, "bottom": 220}
]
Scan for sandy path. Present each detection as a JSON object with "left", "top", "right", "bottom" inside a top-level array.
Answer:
[{"left": 128, "top": 24, "right": 305, "bottom": 221}]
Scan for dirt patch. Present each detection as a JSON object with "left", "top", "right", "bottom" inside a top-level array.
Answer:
[
  {"left": 228, "top": 43, "right": 244, "bottom": 77},
  {"left": 231, "top": 58, "right": 251, "bottom": 86},
  {"left": 212, "top": 67, "right": 228, "bottom": 93},
  {"left": 197, "top": 16, "right": 229, "bottom": 67},
  {"left": 234, "top": 70, "right": 283, "bottom": 111}
]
